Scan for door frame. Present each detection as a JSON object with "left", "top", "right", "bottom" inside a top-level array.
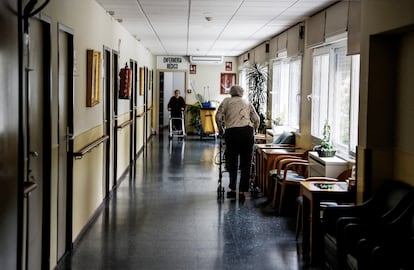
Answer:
[
  {"left": 38, "top": 14, "right": 52, "bottom": 270},
  {"left": 112, "top": 50, "right": 119, "bottom": 189},
  {"left": 19, "top": 12, "right": 53, "bottom": 270},
  {"left": 129, "top": 59, "right": 138, "bottom": 180},
  {"left": 103, "top": 47, "right": 112, "bottom": 197},
  {"left": 57, "top": 23, "right": 75, "bottom": 256},
  {"left": 158, "top": 70, "right": 188, "bottom": 128}
]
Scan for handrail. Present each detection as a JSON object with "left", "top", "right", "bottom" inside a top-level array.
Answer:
[
  {"left": 73, "top": 135, "right": 109, "bottom": 160},
  {"left": 117, "top": 119, "right": 133, "bottom": 129}
]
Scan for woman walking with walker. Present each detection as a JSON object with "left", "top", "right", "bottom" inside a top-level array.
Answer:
[{"left": 215, "top": 85, "right": 260, "bottom": 201}]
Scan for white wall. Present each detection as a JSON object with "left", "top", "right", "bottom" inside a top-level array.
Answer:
[
  {"left": 188, "top": 56, "right": 238, "bottom": 107},
  {"left": 41, "top": 0, "right": 156, "bottom": 268},
  {"left": 44, "top": 0, "right": 155, "bottom": 137}
]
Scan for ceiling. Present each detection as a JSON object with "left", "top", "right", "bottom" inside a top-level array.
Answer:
[{"left": 95, "top": 0, "right": 338, "bottom": 57}]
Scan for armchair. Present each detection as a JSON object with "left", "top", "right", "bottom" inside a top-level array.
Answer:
[
  {"left": 345, "top": 199, "right": 414, "bottom": 270},
  {"left": 272, "top": 131, "right": 295, "bottom": 145},
  {"left": 322, "top": 180, "right": 414, "bottom": 270},
  {"left": 255, "top": 131, "right": 295, "bottom": 147}
]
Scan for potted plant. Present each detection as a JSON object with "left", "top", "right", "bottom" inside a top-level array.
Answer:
[
  {"left": 315, "top": 121, "right": 336, "bottom": 157},
  {"left": 246, "top": 63, "right": 268, "bottom": 132},
  {"left": 187, "top": 102, "right": 201, "bottom": 135}
]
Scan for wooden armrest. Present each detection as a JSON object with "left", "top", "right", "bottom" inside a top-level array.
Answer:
[
  {"left": 305, "top": 176, "right": 344, "bottom": 182},
  {"left": 270, "top": 155, "right": 300, "bottom": 171},
  {"left": 283, "top": 162, "right": 309, "bottom": 177},
  {"left": 277, "top": 158, "right": 308, "bottom": 174}
]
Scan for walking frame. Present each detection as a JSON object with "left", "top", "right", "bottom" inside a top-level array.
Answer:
[
  {"left": 168, "top": 111, "right": 186, "bottom": 139},
  {"left": 215, "top": 130, "right": 259, "bottom": 199}
]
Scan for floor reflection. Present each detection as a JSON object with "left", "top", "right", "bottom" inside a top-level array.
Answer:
[{"left": 57, "top": 133, "right": 321, "bottom": 270}]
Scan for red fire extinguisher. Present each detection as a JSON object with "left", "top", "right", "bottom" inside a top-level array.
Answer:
[{"left": 119, "top": 63, "right": 131, "bottom": 99}]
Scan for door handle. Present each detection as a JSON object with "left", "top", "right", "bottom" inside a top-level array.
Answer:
[
  {"left": 23, "top": 181, "right": 38, "bottom": 197},
  {"left": 29, "top": 151, "right": 39, "bottom": 157}
]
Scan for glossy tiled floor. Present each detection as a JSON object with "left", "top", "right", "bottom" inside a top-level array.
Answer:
[{"left": 58, "top": 133, "right": 321, "bottom": 270}]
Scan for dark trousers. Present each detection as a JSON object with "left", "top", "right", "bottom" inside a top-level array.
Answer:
[{"left": 224, "top": 126, "right": 254, "bottom": 192}]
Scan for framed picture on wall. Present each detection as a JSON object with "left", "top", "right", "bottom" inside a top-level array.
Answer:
[
  {"left": 139, "top": 67, "right": 145, "bottom": 96},
  {"left": 148, "top": 70, "right": 153, "bottom": 91},
  {"left": 225, "top": 61, "right": 232, "bottom": 71},
  {"left": 86, "top": 49, "right": 101, "bottom": 107},
  {"left": 220, "top": 73, "right": 236, "bottom": 95}
]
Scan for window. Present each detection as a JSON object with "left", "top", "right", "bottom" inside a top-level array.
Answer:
[
  {"left": 271, "top": 57, "right": 302, "bottom": 129},
  {"left": 238, "top": 69, "right": 249, "bottom": 99},
  {"left": 311, "top": 41, "right": 360, "bottom": 156}
]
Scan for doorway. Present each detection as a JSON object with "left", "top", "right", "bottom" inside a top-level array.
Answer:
[
  {"left": 23, "top": 16, "right": 52, "bottom": 270},
  {"left": 112, "top": 51, "right": 119, "bottom": 188},
  {"left": 103, "top": 47, "right": 112, "bottom": 197},
  {"left": 57, "top": 24, "right": 74, "bottom": 260},
  {"left": 159, "top": 71, "right": 186, "bottom": 128}
]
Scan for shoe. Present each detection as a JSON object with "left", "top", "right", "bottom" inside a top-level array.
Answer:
[{"left": 226, "top": 191, "right": 236, "bottom": 198}]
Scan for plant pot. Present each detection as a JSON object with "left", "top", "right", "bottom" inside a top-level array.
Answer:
[{"left": 317, "top": 150, "right": 336, "bottom": 157}]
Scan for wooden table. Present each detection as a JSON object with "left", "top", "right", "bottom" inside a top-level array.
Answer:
[
  {"left": 259, "top": 148, "right": 304, "bottom": 198},
  {"left": 255, "top": 145, "right": 293, "bottom": 196},
  {"left": 255, "top": 144, "right": 279, "bottom": 194},
  {"left": 300, "top": 181, "right": 354, "bottom": 265}
]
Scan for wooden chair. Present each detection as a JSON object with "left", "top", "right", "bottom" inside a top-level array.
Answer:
[
  {"left": 269, "top": 155, "right": 302, "bottom": 202},
  {"left": 295, "top": 168, "right": 352, "bottom": 240},
  {"left": 270, "top": 151, "right": 310, "bottom": 209},
  {"left": 272, "top": 156, "right": 310, "bottom": 214},
  {"left": 254, "top": 144, "right": 297, "bottom": 197}
]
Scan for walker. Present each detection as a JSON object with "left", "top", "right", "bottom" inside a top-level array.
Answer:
[
  {"left": 168, "top": 111, "right": 186, "bottom": 139},
  {"left": 216, "top": 133, "right": 226, "bottom": 199},
  {"left": 215, "top": 132, "right": 260, "bottom": 199}
]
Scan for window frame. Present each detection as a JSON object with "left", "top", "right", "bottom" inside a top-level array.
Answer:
[
  {"left": 310, "top": 40, "right": 360, "bottom": 157},
  {"left": 270, "top": 55, "right": 302, "bottom": 132}
]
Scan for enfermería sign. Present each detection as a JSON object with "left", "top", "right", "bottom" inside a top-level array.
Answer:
[{"left": 157, "top": 56, "right": 189, "bottom": 70}]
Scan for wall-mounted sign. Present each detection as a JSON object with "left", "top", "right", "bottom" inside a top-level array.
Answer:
[
  {"left": 190, "top": 64, "right": 196, "bottom": 74},
  {"left": 157, "top": 56, "right": 189, "bottom": 70}
]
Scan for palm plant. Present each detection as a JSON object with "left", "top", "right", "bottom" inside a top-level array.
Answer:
[{"left": 246, "top": 63, "right": 268, "bottom": 132}]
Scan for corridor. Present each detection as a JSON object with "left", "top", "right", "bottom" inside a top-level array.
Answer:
[{"left": 58, "top": 133, "right": 316, "bottom": 270}]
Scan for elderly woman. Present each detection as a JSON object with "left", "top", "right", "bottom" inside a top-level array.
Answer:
[{"left": 215, "top": 85, "right": 260, "bottom": 200}]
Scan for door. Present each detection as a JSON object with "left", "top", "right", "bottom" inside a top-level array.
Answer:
[
  {"left": 24, "top": 16, "right": 52, "bottom": 270},
  {"left": 103, "top": 47, "right": 111, "bottom": 197},
  {"left": 112, "top": 51, "right": 119, "bottom": 188},
  {"left": 160, "top": 71, "right": 186, "bottom": 127},
  {"left": 0, "top": 1, "right": 20, "bottom": 269},
  {"left": 57, "top": 24, "right": 74, "bottom": 259},
  {"left": 129, "top": 60, "right": 137, "bottom": 180}
]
